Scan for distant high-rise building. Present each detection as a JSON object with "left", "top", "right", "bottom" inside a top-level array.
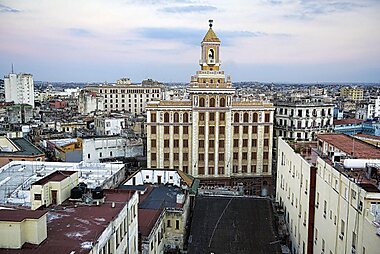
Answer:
[
  {"left": 4, "top": 73, "right": 35, "bottom": 107},
  {"left": 146, "top": 21, "right": 274, "bottom": 195}
]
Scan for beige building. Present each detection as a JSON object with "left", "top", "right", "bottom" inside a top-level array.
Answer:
[
  {"left": 30, "top": 170, "right": 79, "bottom": 210},
  {"left": 86, "top": 79, "right": 163, "bottom": 115},
  {"left": 340, "top": 87, "right": 364, "bottom": 101},
  {"left": 146, "top": 22, "right": 274, "bottom": 195},
  {"left": 276, "top": 134, "right": 380, "bottom": 254}
]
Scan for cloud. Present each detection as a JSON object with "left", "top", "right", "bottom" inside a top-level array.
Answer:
[
  {"left": 67, "top": 28, "right": 95, "bottom": 38},
  {"left": 285, "top": 1, "right": 366, "bottom": 20},
  {"left": 0, "top": 4, "right": 20, "bottom": 13},
  {"left": 136, "top": 27, "right": 288, "bottom": 46},
  {"left": 159, "top": 5, "right": 217, "bottom": 13}
]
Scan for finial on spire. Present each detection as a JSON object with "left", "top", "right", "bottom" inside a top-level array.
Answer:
[{"left": 209, "top": 19, "right": 213, "bottom": 28}]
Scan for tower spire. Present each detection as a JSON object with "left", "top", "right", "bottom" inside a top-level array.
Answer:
[{"left": 11, "top": 63, "right": 14, "bottom": 74}]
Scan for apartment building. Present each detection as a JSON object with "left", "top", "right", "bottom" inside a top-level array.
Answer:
[
  {"left": 146, "top": 21, "right": 274, "bottom": 195},
  {"left": 276, "top": 134, "right": 380, "bottom": 254},
  {"left": 94, "top": 116, "right": 126, "bottom": 136},
  {"left": 340, "top": 87, "right": 364, "bottom": 101},
  {"left": 274, "top": 97, "right": 334, "bottom": 141},
  {"left": 4, "top": 73, "right": 35, "bottom": 107},
  {"left": 86, "top": 79, "right": 163, "bottom": 115},
  {"left": 276, "top": 137, "right": 317, "bottom": 254}
]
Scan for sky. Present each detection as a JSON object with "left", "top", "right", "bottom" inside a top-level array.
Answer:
[{"left": 0, "top": 0, "right": 379, "bottom": 83}]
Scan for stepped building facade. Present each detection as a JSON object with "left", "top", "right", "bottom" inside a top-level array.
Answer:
[{"left": 146, "top": 22, "right": 274, "bottom": 195}]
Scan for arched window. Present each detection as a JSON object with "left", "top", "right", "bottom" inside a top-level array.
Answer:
[
  {"left": 199, "top": 98, "right": 205, "bottom": 107},
  {"left": 243, "top": 113, "right": 249, "bottom": 122},
  {"left": 174, "top": 112, "right": 179, "bottom": 122},
  {"left": 253, "top": 113, "right": 258, "bottom": 122},
  {"left": 164, "top": 112, "right": 170, "bottom": 122},
  {"left": 234, "top": 113, "right": 240, "bottom": 122},
  {"left": 183, "top": 113, "right": 188, "bottom": 122},
  {"left": 208, "top": 48, "right": 214, "bottom": 61},
  {"left": 210, "top": 98, "right": 215, "bottom": 107},
  {"left": 220, "top": 97, "right": 226, "bottom": 107}
]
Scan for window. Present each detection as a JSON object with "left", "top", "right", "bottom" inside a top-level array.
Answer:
[
  {"left": 352, "top": 232, "right": 357, "bottom": 249},
  {"left": 264, "top": 126, "right": 270, "bottom": 133},
  {"left": 199, "top": 97, "right": 205, "bottom": 107},
  {"left": 234, "top": 126, "right": 239, "bottom": 134},
  {"left": 151, "top": 153, "right": 156, "bottom": 161},
  {"left": 151, "top": 112, "right": 156, "bottom": 122},
  {"left": 174, "top": 112, "right": 179, "bottom": 122},
  {"left": 164, "top": 153, "right": 169, "bottom": 160},
  {"left": 164, "top": 126, "right": 169, "bottom": 134},
  {"left": 167, "top": 220, "right": 171, "bottom": 228},
  {"left": 198, "top": 167, "right": 204, "bottom": 175},
  {"left": 175, "top": 220, "right": 180, "bottom": 230},
  {"left": 209, "top": 140, "right": 214, "bottom": 148},
  {"left": 151, "top": 126, "right": 156, "bottom": 134},
  {"left": 219, "top": 126, "right": 225, "bottom": 135},
  {"left": 209, "top": 126, "right": 215, "bottom": 135},
  {"left": 252, "top": 139, "right": 257, "bottom": 147},
  {"left": 243, "top": 126, "right": 248, "bottom": 134},
  {"left": 199, "top": 126, "right": 205, "bottom": 135},
  {"left": 341, "top": 220, "right": 345, "bottom": 236},
  {"left": 199, "top": 113, "right": 205, "bottom": 121},
  {"left": 242, "top": 152, "right": 247, "bottom": 160},
  {"left": 263, "top": 165, "right": 268, "bottom": 172},
  {"left": 183, "top": 126, "right": 188, "bottom": 135},
  {"left": 87, "top": 154, "right": 90, "bottom": 159},
  {"left": 243, "top": 139, "right": 248, "bottom": 146},
  {"left": 99, "top": 152, "right": 103, "bottom": 157},
  {"left": 209, "top": 112, "right": 215, "bottom": 121},
  {"left": 264, "top": 152, "right": 269, "bottom": 159},
  {"left": 210, "top": 98, "right": 215, "bottom": 107},
  {"left": 220, "top": 112, "right": 225, "bottom": 121},
  {"left": 243, "top": 113, "right": 249, "bottom": 122},
  {"left": 234, "top": 139, "right": 239, "bottom": 147},
  {"left": 174, "top": 140, "right": 179, "bottom": 147},
  {"left": 199, "top": 153, "right": 204, "bottom": 161},
  {"left": 234, "top": 113, "right": 240, "bottom": 122},
  {"left": 219, "top": 153, "right": 224, "bottom": 161},
  {"left": 174, "top": 126, "right": 179, "bottom": 134},
  {"left": 220, "top": 97, "right": 226, "bottom": 107},
  {"left": 183, "top": 113, "right": 189, "bottom": 122},
  {"left": 164, "top": 112, "right": 170, "bottom": 122},
  {"left": 251, "top": 165, "right": 256, "bottom": 173},
  {"left": 34, "top": 194, "right": 42, "bottom": 200},
  {"left": 252, "top": 126, "right": 258, "bottom": 133},
  {"left": 164, "top": 140, "right": 169, "bottom": 147},
  {"left": 264, "top": 139, "right": 269, "bottom": 147},
  {"left": 219, "top": 140, "right": 224, "bottom": 148},
  {"left": 183, "top": 140, "right": 188, "bottom": 147},
  {"left": 233, "top": 152, "right": 238, "bottom": 160},
  {"left": 242, "top": 165, "right": 247, "bottom": 173},
  {"left": 253, "top": 113, "right": 258, "bottom": 122},
  {"left": 183, "top": 153, "right": 188, "bottom": 161}
]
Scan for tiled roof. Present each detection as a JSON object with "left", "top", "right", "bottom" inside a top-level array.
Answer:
[{"left": 317, "top": 133, "right": 380, "bottom": 159}]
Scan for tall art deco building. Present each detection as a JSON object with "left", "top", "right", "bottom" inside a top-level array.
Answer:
[{"left": 146, "top": 21, "right": 274, "bottom": 194}]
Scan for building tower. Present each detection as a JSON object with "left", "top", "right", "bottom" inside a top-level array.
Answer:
[{"left": 146, "top": 21, "right": 274, "bottom": 195}]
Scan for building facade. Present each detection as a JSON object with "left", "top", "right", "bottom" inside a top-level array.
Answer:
[
  {"left": 340, "top": 87, "right": 364, "bottom": 101},
  {"left": 274, "top": 98, "right": 334, "bottom": 141},
  {"left": 4, "top": 73, "right": 35, "bottom": 107},
  {"left": 94, "top": 116, "right": 126, "bottom": 136},
  {"left": 86, "top": 81, "right": 162, "bottom": 115},
  {"left": 146, "top": 22, "right": 274, "bottom": 195},
  {"left": 78, "top": 90, "right": 105, "bottom": 115}
]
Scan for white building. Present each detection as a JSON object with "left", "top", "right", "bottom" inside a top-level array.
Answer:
[
  {"left": 78, "top": 89, "right": 105, "bottom": 115},
  {"left": 86, "top": 80, "right": 163, "bottom": 115},
  {"left": 81, "top": 136, "right": 143, "bottom": 163},
  {"left": 355, "top": 96, "right": 380, "bottom": 120},
  {"left": 4, "top": 73, "right": 35, "bottom": 107},
  {"left": 94, "top": 116, "right": 126, "bottom": 136},
  {"left": 276, "top": 134, "right": 380, "bottom": 254},
  {"left": 275, "top": 97, "right": 334, "bottom": 141}
]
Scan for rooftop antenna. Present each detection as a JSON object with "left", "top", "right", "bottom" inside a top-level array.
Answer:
[
  {"left": 209, "top": 19, "right": 213, "bottom": 28},
  {"left": 11, "top": 63, "right": 14, "bottom": 74}
]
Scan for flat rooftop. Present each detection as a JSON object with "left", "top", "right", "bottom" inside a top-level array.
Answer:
[
  {"left": 0, "top": 189, "right": 135, "bottom": 254},
  {"left": 188, "top": 196, "right": 281, "bottom": 254},
  {"left": 0, "top": 208, "right": 46, "bottom": 222},
  {"left": 318, "top": 133, "right": 380, "bottom": 159},
  {"left": 0, "top": 161, "right": 124, "bottom": 206},
  {"left": 333, "top": 119, "right": 363, "bottom": 125},
  {"left": 139, "top": 185, "right": 182, "bottom": 210}
]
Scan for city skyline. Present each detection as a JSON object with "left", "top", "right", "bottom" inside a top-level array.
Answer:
[{"left": 1, "top": 0, "right": 380, "bottom": 83}]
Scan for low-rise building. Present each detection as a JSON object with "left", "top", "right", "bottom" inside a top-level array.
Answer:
[
  {"left": 45, "top": 138, "right": 83, "bottom": 162},
  {"left": 0, "top": 189, "right": 139, "bottom": 253},
  {"left": 78, "top": 90, "right": 105, "bottom": 115},
  {"left": 122, "top": 168, "right": 195, "bottom": 253},
  {"left": 80, "top": 136, "right": 144, "bottom": 163},
  {"left": 94, "top": 116, "right": 126, "bottom": 136},
  {"left": 0, "top": 137, "right": 45, "bottom": 167}
]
